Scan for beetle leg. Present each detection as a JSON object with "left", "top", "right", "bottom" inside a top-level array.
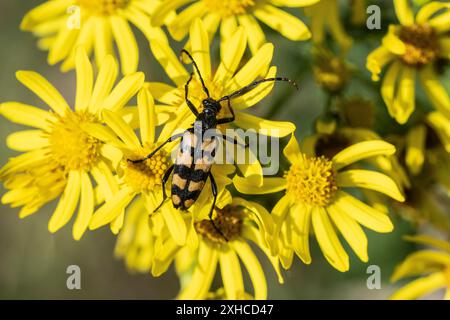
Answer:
[
  {"left": 153, "top": 164, "right": 175, "bottom": 214},
  {"left": 222, "top": 134, "right": 249, "bottom": 149},
  {"left": 128, "top": 132, "right": 184, "bottom": 163},
  {"left": 209, "top": 173, "right": 228, "bottom": 242}
]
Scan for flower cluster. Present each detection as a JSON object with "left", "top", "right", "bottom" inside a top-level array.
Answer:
[{"left": 0, "top": 0, "right": 449, "bottom": 300}]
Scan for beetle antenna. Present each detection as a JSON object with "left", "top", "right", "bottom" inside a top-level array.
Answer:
[
  {"left": 180, "top": 49, "right": 210, "bottom": 98},
  {"left": 219, "top": 77, "right": 298, "bottom": 102}
]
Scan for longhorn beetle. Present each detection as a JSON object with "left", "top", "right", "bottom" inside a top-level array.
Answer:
[{"left": 130, "top": 49, "right": 298, "bottom": 238}]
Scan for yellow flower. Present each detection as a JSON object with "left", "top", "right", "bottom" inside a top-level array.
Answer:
[
  {"left": 390, "top": 235, "right": 450, "bottom": 300},
  {"left": 151, "top": 0, "right": 316, "bottom": 53},
  {"left": 366, "top": 0, "right": 450, "bottom": 124},
  {"left": 84, "top": 86, "right": 236, "bottom": 245},
  {"left": 302, "top": 126, "right": 411, "bottom": 193},
  {"left": 152, "top": 198, "right": 283, "bottom": 300},
  {"left": 304, "top": 0, "right": 353, "bottom": 52},
  {"left": 0, "top": 47, "right": 144, "bottom": 240},
  {"left": 21, "top": 0, "right": 168, "bottom": 74},
  {"left": 234, "top": 135, "right": 405, "bottom": 272},
  {"left": 312, "top": 47, "right": 350, "bottom": 94}
]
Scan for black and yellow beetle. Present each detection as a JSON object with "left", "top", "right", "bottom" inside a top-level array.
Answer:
[{"left": 130, "top": 50, "right": 297, "bottom": 236}]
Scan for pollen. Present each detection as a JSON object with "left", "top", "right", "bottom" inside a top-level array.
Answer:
[
  {"left": 398, "top": 24, "right": 440, "bottom": 67},
  {"left": 285, "top": 155, "right": 338, "bottom": 207},
  {"left": 195, "top": 206, "right": 243, "bottom": 244},
  {"left": 48, "top": 111, "right": 102, "bottom": 172},
  {"left": 76, "top": 0, "right": 131, "bottom": 15},
  {"left": 202, "top": 0, "right": 256, "bottom": 18},
  {"left": 124, "top": 151, "right": 169, "bottom": 193}
]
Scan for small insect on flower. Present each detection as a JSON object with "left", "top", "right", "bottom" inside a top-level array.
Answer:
[{"left": 130, "top": 49, "right": 298, "bottom": 238}]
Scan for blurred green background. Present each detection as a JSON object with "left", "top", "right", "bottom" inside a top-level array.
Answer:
[{"left": 0, "top": 0, "right": 423, "bottom": 299}]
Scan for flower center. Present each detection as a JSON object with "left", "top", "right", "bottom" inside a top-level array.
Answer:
[
  {"left": 398, "top": 24, "right": 440, "bottom": 67},
  {"left": 124, "top": 151, "right": 169, "bottom": 193},
  {"left": 48, "top": 111, "right": 102, "bottom": 171},
  {"left": 202, "top": 0, "right": 256, "bottom": 18},
  {"left": 194, "top": 206, "right": 243, "bottom": 244},
  {"left": 285, "top": 155, "right": 338, "bottom": 207},
  {"left": 76, "top": 0, "right": 130, "bottom": 15}
]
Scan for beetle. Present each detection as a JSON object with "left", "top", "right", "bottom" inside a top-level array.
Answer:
[{"left": 130, "top": 49, "right": 297, "bottom": 237}]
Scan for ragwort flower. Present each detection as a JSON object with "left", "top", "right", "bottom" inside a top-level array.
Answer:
[
  {"left": 366, "top": 0, "right": 450, "bottom": 124},
  {"left": 234, "top": 135, "right": 405, "bottom": 272},
  {"left": 391, "top": 235, "right": 450, "bottom": 300},
  {"left": 21, "top": 0, "right": 168, "bottom": 74},
  {"left": 152, "top": 198, "right": 283, "bottom": 300},
  {"left": 0, "top": 47, "right": 144, "bottom": 239}
]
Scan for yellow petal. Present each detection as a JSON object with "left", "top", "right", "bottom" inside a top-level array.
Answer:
[
  {"left": 393, "top": 0, "right": 414, "bottom": 26},
  {"left": 20, "top": 0, "right": 68, "bottom": 30},
  {"left": 419, "top": 66, "right": 450, "bottom": 118},
  {"left": 253, "top": 4, "right": 311, "bottom": 41},
  {"left": 6, "top": 130, "right": 48, "bottom": 152},
  {"left": 332, "top": 191, "right": 394, "bottom": 233},
  {"left": 237, "top": 14, "right": 265, "bottom": 54},
  {"left": 332, "top": 140, "right": 396, "bottom": 171},
  {"left": 327, "top": 204, "right": 368, "bottom": 262},
  {"left": 426, "top": 112, "right": 450, "bottom": 152},
  {"left": 16, "top": 71, "right": 70, "bottom": 115},
  {"left": 270, "top": 0, "right": 319, "bottom": 6},
  {"left": 234, "top": 111, "right": 295, "bottom": 138},
  {"left": 391, "top": 250, "right": 450, "bottom": 282},
  {"left": 110, "top": 16, "right": 138, "bottom": 75},
  {"left": 416, "top": 2, "right": 450, "bottom": 24},
  {"left": 219, "top": 248, "right": 245, "bottom": 300},
  {"left": 89, "top": 55, "right": 118, "bottom": 113},
  {"left": 150, "top": 40, "right": 189, "bottom": 86},
  {"left": 177, "top": 242, "right": 218, "bottom": 299},
  {"left": 382, "top": 26, "right": 406, "bottom": 55},
  {"left": 405, "top": 124, "right": 426, "bottom": 175},
  {"left": 366, "top": 47, "right": 395, "bottom": 81},
  {"left": 161, "top": 206, "right": 187, "bottom": 246},
  {"left": 101, "top": 109, "right": 142, "bottom": 149},
  {"left": 392, "top": 66, "right": 415, "bottom": 124},
  {"left": 429, "top": 10, "right": 450, "bottom": 33},
  {"left": 230, "top": 66, "right": 278, "bottom": 110},
  {"left": 404, "top": 235, "right": 450, "bottom": 253},
  {"left": 390, "top": 272, "right": 446, "bottom": 300},
  {"left": 337, "top": 169, "right": 405, "bottom": 202},
  {"left": 89, "top": 186, "right": 135, "bottom": 229},
  {"left": 311, "top": 206, "right": 349, "bottom": 272},
  {"left": 73, "top": 171, "right": 94, "bottom": 240},
  {"left": 214, "top": 27, "right": 246, "bottom": 85},
  {"left": 48, "top": 170, "right": 81, "bottom": 233},
  {"left": 283, "top": 133, "right": 302, "bottom": 164},
  {"left": 93, "top": 17, "right": 113, "bottom": 68},
  {"left": 189, "top": 19, "right": 211, "bottom": 81},
  {"left": 48, "top": 24, "right": 79, "bottom": 66},
  {"left": 233, "top": 176, "right": 286, "bottom": 194},
  {"left": 291, "top": 204, "right": 312, "bottom": 264},
  {"left": 151, "top": 0, "right": 193, "bottom": 27},
  {"left": 75, "top": 47, "right": 93, "bottom": 111},
  {"left": 0, "top": 102, "right": 53, "bottom": 130},
  {"left": 100, "top": 72, "right": 145, "bottom": 112},
  {"left": 232, "top": 240, "right": 267, "bottom": 299},
  {"left": 138, "top": 87, "right": 156, "bottom": 145},
  {"left": 226, "top": 43, "right": 273, "bottom": 92},
  {"left": 169, "top": 2, "right": 206, "bottom": 41},
  {"left": 381, "top": 61, "right": 401, "bottom": 117}
]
